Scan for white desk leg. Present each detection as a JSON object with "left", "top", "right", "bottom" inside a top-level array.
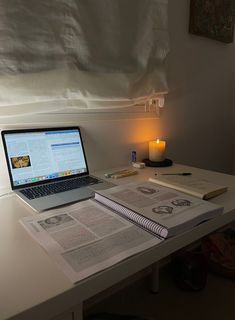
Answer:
[
  {"left": 74, "top": 304, "right": 83, "bottom": 320},
  {"left": 151, "top": 262, "right": 159, "bottom": 293}
]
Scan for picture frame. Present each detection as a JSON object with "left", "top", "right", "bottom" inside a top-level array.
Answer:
[{"left": 189, "top": 0, "right": 235, "bottom": 43}]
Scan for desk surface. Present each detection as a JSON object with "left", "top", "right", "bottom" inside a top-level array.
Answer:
[{"left": 1, "top": 164, "right": 235, "bottom": 320}]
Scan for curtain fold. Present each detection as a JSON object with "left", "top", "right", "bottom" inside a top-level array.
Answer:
[{"left": 0, "top": 0, "right": 169, "bottom": 115}]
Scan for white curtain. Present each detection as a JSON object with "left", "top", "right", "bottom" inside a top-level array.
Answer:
[{"left": 0, "top": 0, "right": 169, "bottom": 116}]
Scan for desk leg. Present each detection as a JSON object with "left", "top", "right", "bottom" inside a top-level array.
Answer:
[
  {"left": 73, "top": 304, "right": 83, "bottom": 320},
  {"left": 151, "top": 262, "right": 159, "bottom": 293}
]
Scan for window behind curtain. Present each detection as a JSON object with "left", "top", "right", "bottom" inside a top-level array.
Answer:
[{"left": 0, "top": 0, "right": 169, "bottom": 116}]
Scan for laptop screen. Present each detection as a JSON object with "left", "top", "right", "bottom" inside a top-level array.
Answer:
[{"left": 2, "top": 127, "right": 89, "bottom": 189}]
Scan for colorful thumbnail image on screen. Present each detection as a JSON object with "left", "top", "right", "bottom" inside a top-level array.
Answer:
[{"left": 11, "top": 155, "right": 31, "bottom": 169}]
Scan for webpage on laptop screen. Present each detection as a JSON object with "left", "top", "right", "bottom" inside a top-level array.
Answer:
[{"left": 5, "top": 130, "right": 87, "bottom": 187}]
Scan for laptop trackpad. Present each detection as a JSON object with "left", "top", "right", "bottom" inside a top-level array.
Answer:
[{"left": 58, "top": 187, "right": 94, "bottom": 202}]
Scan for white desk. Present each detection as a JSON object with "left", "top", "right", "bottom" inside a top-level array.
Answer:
[{"left": 1, "top": 164, "right": 235, "bottom": 320}]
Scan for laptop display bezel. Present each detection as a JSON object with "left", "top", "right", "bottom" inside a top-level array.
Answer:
[{"left": 1, "top": 126, "right": 90, "bottom": 190}]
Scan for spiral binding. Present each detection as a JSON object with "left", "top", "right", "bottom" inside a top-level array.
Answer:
[{"left": 95, "top": 193, "right": 168, "bottom": 239}]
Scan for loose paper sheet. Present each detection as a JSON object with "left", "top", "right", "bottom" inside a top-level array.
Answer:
[{"left": 21, "top": 200, "right": 162, "bottom": 283}]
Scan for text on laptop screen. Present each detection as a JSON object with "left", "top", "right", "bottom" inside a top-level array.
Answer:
[{"left": 4, "top": 129, "right": 88, "bottom": 187}]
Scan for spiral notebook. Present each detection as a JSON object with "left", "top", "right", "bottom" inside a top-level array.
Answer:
[{"left": 94, "top": 181, "right": 223, "bottom": 238}]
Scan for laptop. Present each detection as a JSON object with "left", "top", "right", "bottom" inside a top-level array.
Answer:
[{"left": 1, "top": 126, "right": 113, "bottom": 212}]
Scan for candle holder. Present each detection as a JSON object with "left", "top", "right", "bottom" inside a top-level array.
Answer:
[{"left": 142, "top": 158, "right": 173, "bottom": 167}]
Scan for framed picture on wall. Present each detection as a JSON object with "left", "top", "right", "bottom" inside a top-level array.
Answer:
[{"left": 189, "top": 0, "right": 235, "bottom": 43}]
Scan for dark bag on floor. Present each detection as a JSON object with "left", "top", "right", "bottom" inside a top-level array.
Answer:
[
  {"left": 171, "top": 250, "right": 208, "bottom": 291},
  {"left": 202, "top": 228, "right": 235, "bottom": 279}
]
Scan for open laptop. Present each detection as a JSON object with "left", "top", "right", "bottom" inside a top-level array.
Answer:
[{"left": 1, "top": 127, "right": 113, "bottom": 212}]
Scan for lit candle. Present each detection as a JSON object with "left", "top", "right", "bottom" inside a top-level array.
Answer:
[{"left": 149, "top": 139, "right": 166, "bottom": 162}]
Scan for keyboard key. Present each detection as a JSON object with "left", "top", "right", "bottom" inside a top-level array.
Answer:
[{"left": 20, "top": 176, "right": 100, "bottom": 200}]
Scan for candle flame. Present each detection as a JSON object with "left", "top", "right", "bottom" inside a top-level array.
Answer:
[{"left": 156, "top": 139, "right": 160, "bottom": 144}]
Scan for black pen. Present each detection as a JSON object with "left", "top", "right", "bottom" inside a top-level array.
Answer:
[{"left": 155, "top": 172, "right": 192, "bottom": 176}]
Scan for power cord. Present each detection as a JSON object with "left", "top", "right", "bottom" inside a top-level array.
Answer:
[{"left": 0, "top": 191, "right": 14, "bottom": 198}]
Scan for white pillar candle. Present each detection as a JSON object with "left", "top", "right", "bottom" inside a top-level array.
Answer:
[{"left": 149, "top": 139, "right": 166, "bottom": 162}]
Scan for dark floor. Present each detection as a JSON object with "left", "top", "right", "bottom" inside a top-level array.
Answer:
[{"left": 85, "top": 266, "right": 235, "bottom": 320}]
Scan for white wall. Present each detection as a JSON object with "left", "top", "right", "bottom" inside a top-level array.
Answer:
[
  {"left": 161, "top": 0, "right": 235, "bottom": 174},
  {"left": 1, "top": 0, "right": 235, "bottom": 189}
]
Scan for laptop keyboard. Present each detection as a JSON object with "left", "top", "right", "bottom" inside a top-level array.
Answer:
[{"left": 20, "top": 176, "right": 101, "bottom": 200}]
